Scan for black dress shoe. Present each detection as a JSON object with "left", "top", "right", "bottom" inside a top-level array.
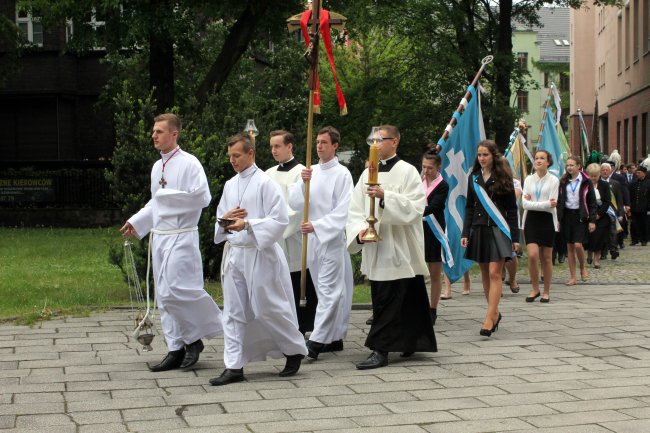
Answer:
[
  {"left": 279, "top": 354, "right": 304, "bottom": 377},
  {"left": 180, "top": 339, "right": 204, "bottom": 369},
  {"left": 356, "top": 351, "right": 388, "bottom": 370},
  {"left": 306, "top": 340, "right": 325, "bottom": 360},
  {"left": 209, "top": 368, "right": 245, "bottom": 386},
  {"left": 525, "top": 292, "right": 541, "bottom": 302},
  {"left": 587, "top": 257, "right": 593, "bottom": 264},
  {"left": 631, "top": 241, "right": 639, "bottom": 246},
  {"left": 558, "top": 254, "right": 566, "bottom": 264},
  {"left": 365, "top": 315, "right": 374, "bottom": 325},
  {"left": 399, "top": 351, "right": 414, "bottom": 358},
  {"left": 610, "top": 250, "right": 619, "bottom": 260},
  {"left": 321, "top": 340, "right": 344, "bottom": 352},
  {"left": 149, "top": 349, "right": 185, "bottom": 372}
]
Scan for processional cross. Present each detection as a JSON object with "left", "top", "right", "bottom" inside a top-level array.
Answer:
[{"left": 286, "top": 0, "right": 347, "bottom": 305}]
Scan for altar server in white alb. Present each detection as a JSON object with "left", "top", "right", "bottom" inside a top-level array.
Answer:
[
  {"left": 211, "top": 133, "right": 308, "bottom": 386},
  {"left": 120, "top": 113, "right": 223, "bottom": 372},
  {"left": 346, "top": 124, "right": 437, "bottom": 370},
  {"left": 265, "top": 130, "right": 318, "bottom": 335},
  {"left": 288, "top": 126, "right": 354, "bottom": 360}
]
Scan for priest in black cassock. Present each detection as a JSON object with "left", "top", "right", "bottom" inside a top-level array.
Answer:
[{"left": 346, "top": 124, "right": 437, "bottom": 369}]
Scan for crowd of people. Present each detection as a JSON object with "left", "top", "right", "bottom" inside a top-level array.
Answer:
[{"left": 121, "top": 113, "right": 650, "bottom": 385}]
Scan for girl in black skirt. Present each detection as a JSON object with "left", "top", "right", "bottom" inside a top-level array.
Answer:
[
  {"left": 557, "top": 156, "right": 597, "bottom": 285},
  {"left": 522, "top": 150, "right": 560, "bottom": 303},
  {"left": 421, "top": 149, "right": 449, "bottom": 325},
  {"left": 585, "top": 163, "right": 612, "bottom": 269},
  {"left": 461, "top": 140, "right": 519, "bottom": 337}
]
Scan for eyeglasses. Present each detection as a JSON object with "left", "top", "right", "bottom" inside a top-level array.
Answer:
[{"left": 379, "top": 137, "right": 395, "bottom": 142}]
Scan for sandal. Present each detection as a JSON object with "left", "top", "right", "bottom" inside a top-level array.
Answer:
[
  {"left": 565, "top": 280, "right": 577, "bottom": 286},
  {"left": 440, "top": 294, "right": 452, "bottom": 300}
]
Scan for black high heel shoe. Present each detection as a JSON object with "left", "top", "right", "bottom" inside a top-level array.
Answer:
[
  {"left": 491, "top": 313, "right": 502, "bottom": 333},
  {"left": 480, "top": 313, "right": 499, "bottom": 337}
]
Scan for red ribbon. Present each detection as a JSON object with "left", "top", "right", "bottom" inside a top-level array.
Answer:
[{"left": 299, "top": 9, "right": 348, "bottom": 116}]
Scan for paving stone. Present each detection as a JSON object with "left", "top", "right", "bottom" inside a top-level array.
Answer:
[
  {"left": 66, "top": 379, "right": 158, "bottom": 392},
  {"left": 14, "top": 392, "right": 64, "bottom": 403},
  {"left": 15, "top": 413, "right": 74, "bottom": 427},
  {"left": 0, "top": 426, "right": 76, "bottom": 433},
  {"left": 247, "top": 418, "right": 357, "bottom": 433},
  {"left": 63, "top": 390, "right": 112, "bottom": 402},
  {"left": 0, "top": 415, "right": 15, "bottom": 428},
  {"left": 316, "top": 426, "right": 429, "bottom": 433},
  {"left": 0, "top": 402, "right": 65, "bottom": 415},
  {"left": 420, "top": 418, "right": 534, "bottom": 433},
  {"left": 69, "top": 410, "right": 123, "bottom": 425},
  {"left": 126, "top": 417, "right": 188, "bottom": 431},
  {"left": 67, "top": 396, "right": 167, "bottom": 412},
  {"left": 619, "top": 405, "right": 650, "bottom": 418},
  {"left": 78, "top": 423, "right": 128, "bottom": 433},
  {"left": 507, "top": 425, "right": 618, "bottom": 433},
  {"left": 523, "top": 409, "right": 633, "bottom": 428},
  {"left": 185, "top": 410, "right": 292, "bottom": 427},
  {"left": 601, "top": 419, "right": 650, "bottom": 432},
  {"left": 0, "top": 394, "right": 11, "bottom": 404},
  {"left": 565, "top": 385, "right": 650, "bottom": 400},
  {"left": 223, "top": 396, "right": 323, "bottom": 413},
  {"left": 21, "top": 372, "right": 109, "bottom": 384},
  {"left": 164, "top": 390, "right": 261, "bottom": 406}
]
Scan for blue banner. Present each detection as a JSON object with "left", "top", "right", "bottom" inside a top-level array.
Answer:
[
  {"left": 439, "top": 84, "right": 483, "bottom": 283},
  {"left": 538, "top": 105, "right": 565, "bottom": 178}
]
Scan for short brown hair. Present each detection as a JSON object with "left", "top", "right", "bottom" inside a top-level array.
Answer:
[
  {"left": 227, "top": 132, "right": 255, "bottom": 153},
  {"left": 378, "top": 124, "right": 400, "bottom": 141},
  {"left": 270, "top": 130, "right": 294, "bottom": 145},
  {"left": 317, "top": 126, "right": 340, "bottom": 145},
  {"left": 154, "top": 113, "right": 181, "bottom": 132}
]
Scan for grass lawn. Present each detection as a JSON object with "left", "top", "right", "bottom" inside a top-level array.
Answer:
[{"left": 0, "top": 228, "right": 373, "bottom": 323}]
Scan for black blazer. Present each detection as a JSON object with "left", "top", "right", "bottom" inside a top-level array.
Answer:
[
  {"left": 557, "top": 173, "right": 597, "bottom": 223},
  {"left": 610, "top": 172, "right": 630, "bottom": 206},
  {"left": 423, "top": 178, "right": 449, "bottom": 230},
  {"left": 462, "top": 171, "right": 519, "bottom": 243},
  {"left": 594, "top": 179, "right": 612, "bottom": 221}
]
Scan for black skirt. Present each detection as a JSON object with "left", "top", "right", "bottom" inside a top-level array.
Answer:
[
  {"left": 423, "top": 222, "right": 442, "bottom": 263},
  {"left": 365, "top": 276, "right": 437, "bottom": 353},
  {"left": 588, "top": 215, "right": 611, "bottom": 252},
  {"left": 465, "top": 225, "right": 513, "bottom": 263},
  {"left": 562, "top": 209, "right": 588, "bottom": 245},
  {"left": 524, "top": 211, "right": 555, "bottom": 248}
]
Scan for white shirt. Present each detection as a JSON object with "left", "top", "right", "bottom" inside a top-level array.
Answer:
[
  {"left": 564, "top": 173, "right": 582, "bottom": 210},
  {"left": 522, "top": 171, "right": 560, "bottom": 231}
]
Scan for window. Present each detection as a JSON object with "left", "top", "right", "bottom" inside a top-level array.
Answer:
[
  {"left": 633, "top": 0, "right": 640, "bottom": 61},
  {"left": 642, "top": 113, "right": 648, "bottom": 158},
  {"left": 625, "top": 3, "right": 631, "bottom": 68},
  {"left": 560, "top": 73, "right": 570, "bottom": 92},
  {"left": 562, "top": 39, "right": 570, "bottom": 46},
  {"left": 618, "top": 12, "right": 623, "bottom": 73},
  {"left": 15, "top": 9, "right": 43, "bottom": 46},
  {"left": 517, "top": 52, "right": 528, "bottom": 70},
  {"left": 517, "top": 91, "right": 529, "bottom": 113},
  {"left": 621, "top": 119, "right": 630, "bottom": 161},
  {"left": 633, "top": 116, "right": 638, "bottom": 161},
  {"left": 640, "top": 0, "right": 650, "bottom": 53},
  {"left": 544, "top": 72, "right": 549, "bottom": 88}
]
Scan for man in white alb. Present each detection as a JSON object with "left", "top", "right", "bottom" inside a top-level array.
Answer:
[
  {"left": 265, "top": 130, "right": 318, "bottom": 334},
  {"left": 346, "top": 124, "right": 437, "bottom": 369},
  {"left": 211, "top": 133, "right": 307, "bottom": 386},
  {"left": 120, "top": 113, "right": 223, "bottom": 372},
  {"left": 289, "top": 126, "right": 354, "bottom": 360}
]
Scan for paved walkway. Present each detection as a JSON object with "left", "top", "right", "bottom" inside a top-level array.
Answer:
[{"left": 2, "top": 245, "right": 650, "bottom": 432}]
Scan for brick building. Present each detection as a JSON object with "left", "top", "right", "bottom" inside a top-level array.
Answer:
[
  {"left": 570, "top": 0, "right": 650, "bottom": 163},
  {"left": 0, "top": 0, "right": 116, "bottom": 225}
]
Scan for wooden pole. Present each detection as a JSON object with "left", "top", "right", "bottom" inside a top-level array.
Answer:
[
  {"left": 299, "top": 0, "right": 321, "bottom": 307},
  {"left": 436, "top": 55, "right": 493, "bottom": 147},
  {"left": 536, "top": 85, "right": 554, "bottom": 149}
]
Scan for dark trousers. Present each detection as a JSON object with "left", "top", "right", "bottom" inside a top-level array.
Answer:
[
  {"left": 290, "top": 269, "right": 318, "bottom": 334},
  {"left": 630, "top": 212, "right": 649, "bottom": 243}
]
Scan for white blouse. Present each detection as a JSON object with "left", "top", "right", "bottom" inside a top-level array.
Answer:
[{"left": 522, "top": 171, "right": 560, "bottom": 231}]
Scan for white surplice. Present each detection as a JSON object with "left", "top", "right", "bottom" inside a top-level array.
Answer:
[
  {"left": 288, "top": 157, "right": 354, "bottom": 344},
  {"left": 265, "top": 160, "right": 304, "bottom": 272},
  {"left": 346, "top": 159, "right": 428, "bottom": 281},
  {"left": 215, "top": 164, "right": 307, "bottom": 369},
  {"left": 128, "top": 148, "right": 223, "bottom": 351}
]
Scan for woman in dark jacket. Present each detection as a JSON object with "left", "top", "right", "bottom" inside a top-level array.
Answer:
[
  {"left": 461, "top": 140, "right": 519, "bottom": 337},
  {"left": 585, "top": 163, "right": 611, "bottom": 269},
  {"left": 557, "top": 156, "right": 597, "bottom": 284},
  {"left": 421, "top": 150, "right": 449, "bottom": 325}
]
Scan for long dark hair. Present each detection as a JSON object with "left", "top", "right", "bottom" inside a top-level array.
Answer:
[
  {"left": 422, "top": 147, "right": 441, "bottom": 165},
  {"left": 560, "top": 155, "right": 583, "bottom": 186},
  {"left": 471, "top": 140, "right": 513, "bottom": 194}
]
